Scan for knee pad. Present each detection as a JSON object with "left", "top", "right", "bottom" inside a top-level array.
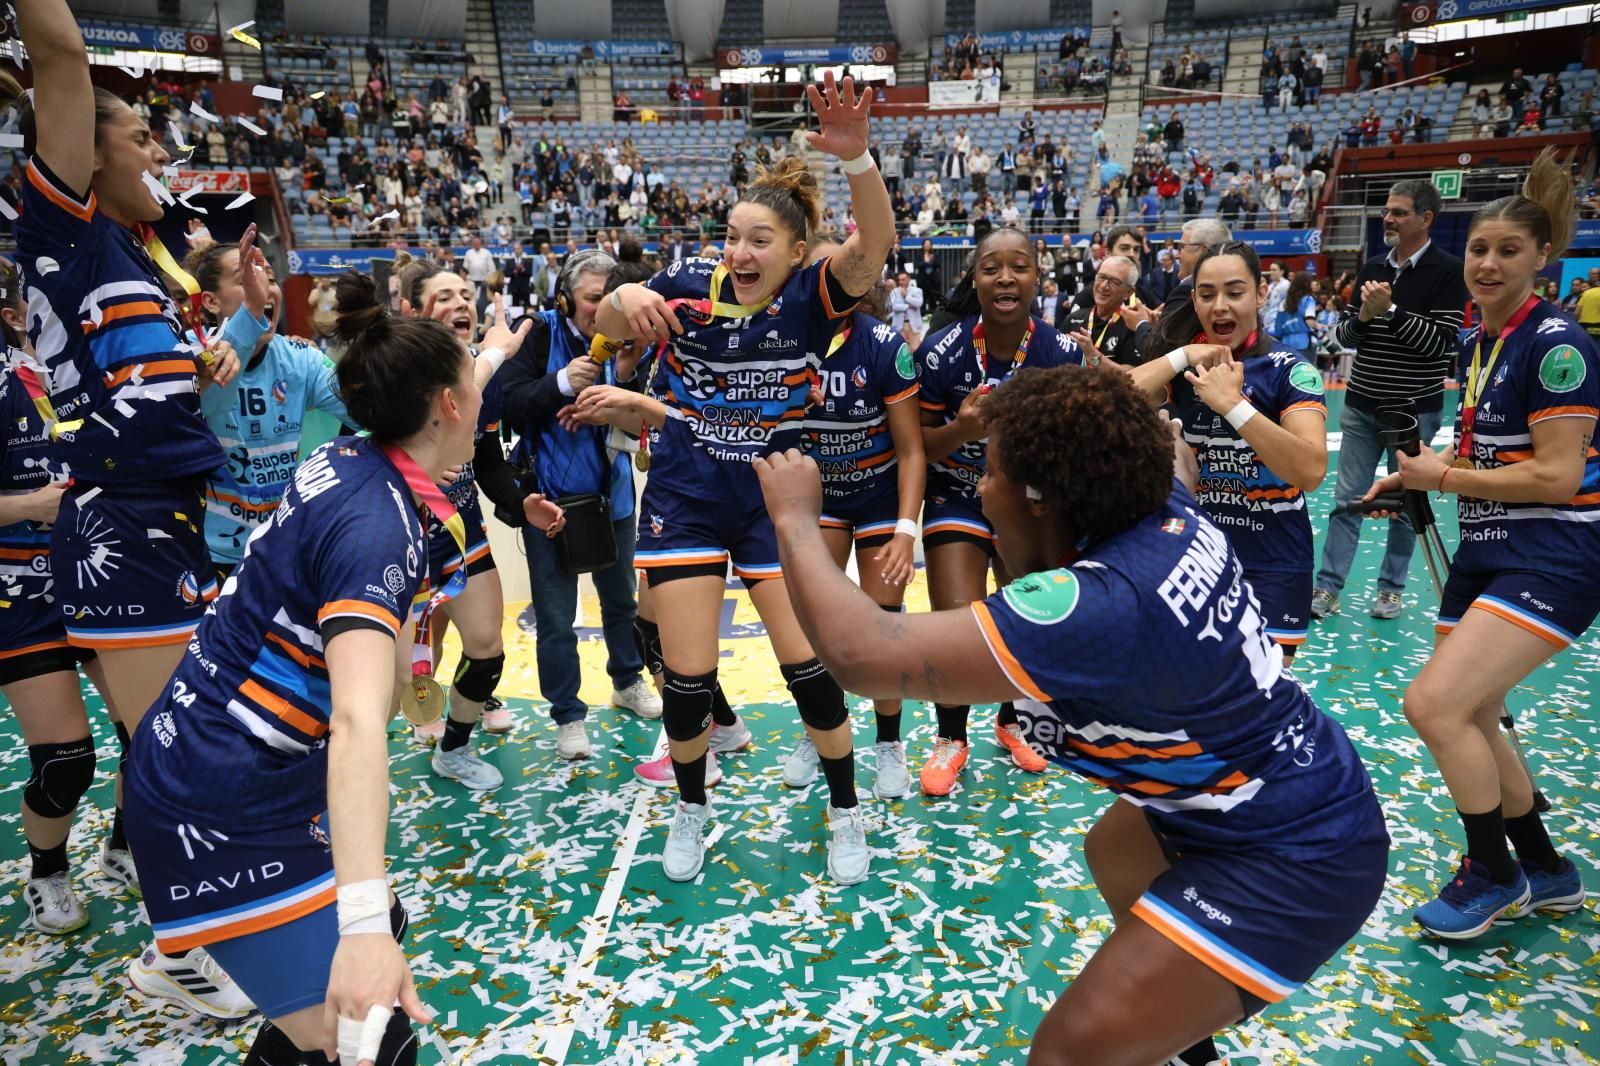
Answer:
[
  {"left": 390, "top": 896, "right": 409, "bottom": 945},
  {"left": 114, "top": 720, "right": 131, "bottom": 771},
  {"left": 633, "top": 617, "right": 664, "bottom": 677},
  {"left": 661, "top": 667, "right": 716, "bottom": 742},
  {"left": 24, "top": 738, "right": 97, "bottom": 819},
  {"left": 451, "top": 653, "right": 504, "bottom": 704},
  {"left": 375, "top": 1009, "right": 419, "bottom": 1066},
  {"left": 781, "top": 659, "right": 849, "bottom": 732}
]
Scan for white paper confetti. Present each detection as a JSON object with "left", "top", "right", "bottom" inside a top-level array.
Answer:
[
  {"left": 189, "top": 101, "right": 220, "bottom": 124},
  {"left": 252, "top": 85, "right": 284, "bottom": 102},
  {"left": 141, "top": 171, "right": 175, "bottom": 206},
  {"left": 0, "top": 133, "right": 22, "bottom": 148},
  {"left": 225, "top": 192, "right": 256, "bottom": 211},
  {"left": 237, "top": 116, "right": 267, "bottom": 136},
  {"left": 0, "top": 198, "right": 15, "bottom": 222}
]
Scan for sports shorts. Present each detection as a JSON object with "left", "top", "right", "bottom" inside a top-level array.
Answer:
[
  {"left": 635, "top": 481, "right": 780, "bottom": 586},
  {"left": 922, "top": 492, "right": 994, "bottom": 554},
  {"left": 820, "top": 492, "right": 901, "bottom": 550},
  {"left": 1244, "top": 568, "right": 1311, "bottom": 651},
  {"left": 1437, "top": 563, "right": 1600, "bottom": 649}
]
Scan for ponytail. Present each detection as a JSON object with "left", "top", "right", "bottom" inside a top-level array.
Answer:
[
  {"left": 0, "top": 71, "right": 128, "bottom": 157},
  {"left": 1469, "top": 146, "right": 1575, "bottom": 261}
]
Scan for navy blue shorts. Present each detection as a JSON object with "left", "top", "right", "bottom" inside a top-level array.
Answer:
[
  {"left": 0, "top": 540, "right": 97, "bottom": 683},
  {"left": 635, "top": 481, "right": 780, "bottom": 585},
  {"left": 50, "top": 482, "right": 217, "bottom": 650},
  {"left": 1438, "top": 563, "right": 1600, "bottom": 649},
  {"left": 1245, "top": 568, "right": 1310, "bottom": 651},
  {"left": 820, "top": 492, "right": 901, "bottom": 549},
  {"left": 1133, "top": 812, "right": 1389, "bottom": 1010},
  {"left": 427, "top": 491, "right": 494, "bottom": 581},
  {"left": 923, "top": 492, "right": 994, "bottom": 554}
]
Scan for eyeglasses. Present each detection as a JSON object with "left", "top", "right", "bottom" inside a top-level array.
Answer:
[{"left": 1095, "top": 275, "right": 1133, "bottom": 290}]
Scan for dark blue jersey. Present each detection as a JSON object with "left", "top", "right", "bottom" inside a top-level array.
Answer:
[
  {"left": 975, "top": 483, "right": 1381, "bottom": 860},
  {"left": 0, "top": 360, "right": 57, "bottom": 643},
  {"left": 805, "top": 313, "right": 920, "bottom": 509}
]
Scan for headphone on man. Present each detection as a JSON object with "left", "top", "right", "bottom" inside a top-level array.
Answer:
[{"left": 555, "top": 249, "right": 618, "bottom": 318}]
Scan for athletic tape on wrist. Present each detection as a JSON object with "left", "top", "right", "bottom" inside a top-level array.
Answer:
[
  {"left": 1224, "top": 399, "right": 1257, "bottom": 431},
  {"left": 840, "top": 152, "right": 876, "bottom": 175},
  {"left": 1166, "top": 348, "right": 1188, "bottom": 374},
  {"left": 477, "top": 346, "right": 507, "bottom": 375},
  {"left": 894, "top": 518, "right": 918, "bottom": 539},
  {"left": 337, "top": 879, "right": 390, "bottom": 935}
]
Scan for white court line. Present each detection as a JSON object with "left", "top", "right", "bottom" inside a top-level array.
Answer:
[{"left": 540, "top": 725, "right": 666, "bottom": 1066}]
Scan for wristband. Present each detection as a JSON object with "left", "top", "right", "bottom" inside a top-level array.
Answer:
[
  {"left": 336, "top": 878, "right": 390, "bottom": 936},
  {"left": 1223, "top": 399, "right": 1256, "bottom": 431},
  {"left": 1438, "top": 467, "right": 1451, "bottom": 493},
  {"left": 1165, "top": 348, "right": 1189, "bottom": 374},
  {"left": 894, "top": 518, "right": 918, "bottom": 539},
  {"left": 477, "top": 346, "right": 507, "bottom": 374},
  {"left": 840, "top": 152, "right": 877, "bottom": 175}
]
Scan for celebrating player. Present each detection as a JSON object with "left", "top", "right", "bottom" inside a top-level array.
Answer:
[{"left": 755, "top": 365, "right": 1388, "bottom": 1066}]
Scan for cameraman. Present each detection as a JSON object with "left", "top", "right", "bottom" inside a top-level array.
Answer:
[{"left": 498, "top": 249, "right": 662, "bottom": 759}]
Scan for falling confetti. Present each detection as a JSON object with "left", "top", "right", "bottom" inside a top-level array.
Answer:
[
  {"left": 227, "top": 20, "right": 261, "bottom": 49},
  {"left": 252, "top": 85, "right": 284, "bottom": 102},
  {"left": 225, "top": 192, "right": 256, "bottom": 211}
]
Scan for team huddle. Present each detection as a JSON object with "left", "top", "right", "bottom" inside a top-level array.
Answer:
[{"left": 3, "top": 2, "right": 1599, "bottom": 1065}]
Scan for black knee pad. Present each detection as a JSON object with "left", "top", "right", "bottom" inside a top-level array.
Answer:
[
  {"left": 661, "top": 667, "right": 716, "bottom": 742},
  {"left": 633, "top": 617, "right": 664, "bottom": 677},
  {"left": 113, "top": 720, "right": 131, "bottom": 771},
  {"left": 24, "top": 738, "right": 96, "bottom": 819},
  {"left": 452, "top": 653, "right": 504, "bottom": 704},
  {"left": 390, "top": 896, "right": 409, "bottom": 945},
  {"left": 781, "top": 658, "right": 849, "bottom": 732},
  {"left": 376, "top": 1009, "right": 419, "bottom": 1066}
]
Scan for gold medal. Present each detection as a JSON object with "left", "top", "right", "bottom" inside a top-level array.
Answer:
[
  {"left": 1452, "top": 456, "right": 1473, "bottom": 471},
  {"left": 634, "top": 449, "right": 652, "bottom": 472},
  {"left": 198, "top": 345, "right": 218, "bottom": 367},
  {"left": 401, "top": 676, "right": 446, "bottom": 725}
]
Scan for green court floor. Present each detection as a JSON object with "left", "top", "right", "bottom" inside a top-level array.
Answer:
[{"left": 2, "top": 392, "right": 1598, "bottom": 1065}]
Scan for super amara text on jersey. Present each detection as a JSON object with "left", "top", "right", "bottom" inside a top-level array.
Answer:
[{"left": 721, "top": 365, "right": 806, "bottom": 402}]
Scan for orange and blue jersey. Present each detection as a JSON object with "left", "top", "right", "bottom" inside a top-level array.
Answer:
[
  {"left": 0, "top": 359, "right": 64, "bottom": 656},
  {"left": 1453, "top": 301, "right": 1600, "bottom": 575},
  {"left": 13, "top": 158, "right": 224, "bottom": 484},
  {"left": 426, "top": 370, "right": 501, "bottom": 579},
  {"left": 126, "top": 437, "right": 426, "bottom": 832},
  {"left": 918, "top": 314, "right": 1082, "bottom": 501},
  {"left": 805, "top": 312, "right": 920, "bottom": 512},
  {"left": 641, "top": 256, "right": 852, "bottom": 493},
  {"left": 973, "top": 482, "right": 1380, "bottom": 861},
  {"left": 1180, "top": 345, "right": 1327, "bottom": 575}
]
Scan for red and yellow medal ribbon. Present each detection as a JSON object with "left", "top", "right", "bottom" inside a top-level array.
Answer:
[
  {"left": 1459, "top": 294, "right": 1540, "bottom": 462},
  {"left": 380, "top": 443, "right": 470, "bottom": 671},
  {"left": 13, "top": 361, "right": 83, "bottom": 440},
  {"left": 972, "top": 316, "right": 1036, "bottom": 381},
  {"left": 137, "top": 223, "right": 214, "bottom": 358}
]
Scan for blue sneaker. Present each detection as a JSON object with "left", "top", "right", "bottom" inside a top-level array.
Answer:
[
  {"left": 1415, "top": 858, "right": 1531, "bottom": 940},
  {"left": 1517, "top": 858, "right": 1586, "bottom": 916}
]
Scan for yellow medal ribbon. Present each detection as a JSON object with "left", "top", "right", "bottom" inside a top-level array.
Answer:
[
  {"left": 14, "top": 362, "right": 83, "bottom": 440},
  {"left": 137, "top": 224, "right": 215, "bottom": 360},
  {"left": 703, "top": 264, "right": 774, "bottom": 319}
]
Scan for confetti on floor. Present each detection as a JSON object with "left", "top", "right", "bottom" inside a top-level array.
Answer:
[{"left": 1, "top": 393, "right": 1597, "bottom": 1065}]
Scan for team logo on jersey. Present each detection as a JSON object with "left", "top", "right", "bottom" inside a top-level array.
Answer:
[
  {"left": 851, "top": 366, "right": 869, "bottom": 390},
  {"left": 650, "top": 513, "right": 664, "bottom": 536},
  {"left": 272, "top": 379, "right": 289, "bottom": 404},
  {"left": 1538, "top": 345, "right": 1586, "bottom": 393},
  {"left": 14, "top": 415, "right": 25, "bottom": 433},
  {"left": 1001, "top": 569, "right": 1080, "bottom": 625},
  {"left": 1161, "top": 518, "right": 1186, "bottom": 534},
  {"left": 1288, "top": 361, "right": 1324, "bottom": 396},
  {"left": 768, "top": 298, "right": 783, "bottom": 316},
  {"left": 383, "top": 564, "right": 405, "bottom": 594},
  {"left": 895, "top": 344, "right": 916, "bottom": 380},
  {"left": 176, "top": 570, "right": 204, "bottom": 605}
]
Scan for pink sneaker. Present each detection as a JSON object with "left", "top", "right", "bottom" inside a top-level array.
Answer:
[
  {"left": 411, "top": 717, "right": 445, "bottom": 744},
  {"left": 634, "top": 749, "right": 722, "bottom": 789}
]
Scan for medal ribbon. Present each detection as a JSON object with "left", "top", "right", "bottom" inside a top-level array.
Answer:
[
  {"left": 972, "top": 316, "right": 1036, "bottom": 382},
  {"left": 1086, "top": 307, "right": 1115, "bottom": 352},
  {"left": 380, "top": 443, "right": 470, "bottom": 673},
  {"left": 1458, "top": 293, "right": 1540, "bottom": 462},
  {"left": 13, "top": 360, "right": 84, "bottom": 440},
  {"left": 137, "top": 223, "right": 213, "bottom": 353},
  {"left": 665, "top": 263, "right": 775, "bottom": 323}
]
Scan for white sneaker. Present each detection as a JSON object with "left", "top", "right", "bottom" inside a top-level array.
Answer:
[
  {"left": 480, "top": 696, "right": 514, "bottom": 735},
  {"left": 782, "top": 733, "right": 820, "bottom": 787},
  {"left": 411, "top": 717, "right": 445, "bottom": 744},
  {"left": 99, "top": 842, "right": 141, "bottom": 896},
  {"left": 557, "top": 720, "right": 593, "bottom": 760},
  {"left": 126, "top": 945, "right": 256, "bottom": 1020},
  {"left": 24, "top": 873, "right": 88, "bottom": 934},
  {"left": 826, "top": 805, "right": 870, "bottom": 886},
  {"left": 709, "top": 716, "right": 753, "bottom": 754},
  {"left": 611, "top": 678, "right": 664, "bottom": 720},
  {"left": 431, "top": 742, "right": 504, "bottom": 790},
  {"left": 873, "top": 741, "right": 911, "bottom": 799},
  {"left": 664, "top": 801, "right": 710, "bottom": 882},
  {"left": 634, "top": 749, "right": 722, "bottom": 789}
]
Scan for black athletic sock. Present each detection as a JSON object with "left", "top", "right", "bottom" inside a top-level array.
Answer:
[
  {"left": 997, "top": 701, "right": 1019, "bottom": 727},
  {"left": 673, "top": 752, "right": 709, "bottom": 806},
  {"left": 818, "top": 750, "right": 858, "bottom": 810},
  {"left": 440, "top": 714, "right": 476, "bottom": 753},
  {"left": 711, "top": 685, "right": 737, "bottom": 728},
  {"left": 935, "top": 704, "right": 969, "bottom": 744},
  {"left": 109, "top": 808, "right": 128, "bottom": 852},
  {"left": 242, "top": 1022, "right": 302, "bottom": 1066},
  {"left": 1176, "top": 1036, "right": 1221, "bottom": 1066},
  {"left": 875, "top": 710, "right": 902, "bottom": 744},
  {"left": 28, "top": 839, "right": 68, "bottom": 881},
  {"left": 1504, "top": 807, "right": 1562, "bottom": 873},
  {"left": 1460, "top": 806, "right": 1518, "bottom": 884}
]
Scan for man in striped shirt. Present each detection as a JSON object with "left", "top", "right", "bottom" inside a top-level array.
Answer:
[{"left": 1312, "top": 178, "right": 1468, "bottom": 621}]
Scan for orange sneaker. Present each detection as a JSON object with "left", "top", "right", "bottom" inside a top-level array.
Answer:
[
  {"left": 995, "top": 720, "right": 1047, "bottom": 772},
  {"left": 920, "top": 738, "right": 969, "bottom": 796}
]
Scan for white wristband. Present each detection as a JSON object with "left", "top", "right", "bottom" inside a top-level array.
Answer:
[
  {"left": 840, "top": 152, "right": 877, "bottom": 175},
  {"left": 477, "top": 346, "right": 507, "bottom": 374},
  {"left": 1224, "top": 399, "right": 1257, "bottom": 431},
  {"left": 336, "top": 878, "right": 390, "bottom": 936},
  {"left": 1165, "top": 348, "right": 1189, "bottom": 374},
  {"left": 894, "top": 518, "right": 918, "bottom": 539}
]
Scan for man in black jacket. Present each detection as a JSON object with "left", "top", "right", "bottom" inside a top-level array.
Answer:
[
  {"left": 1312, "top": 178, "right": 1468, "bottom": 622},
  {"left": 496, "top": 250, "right": 661, "bottom": 758}
]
